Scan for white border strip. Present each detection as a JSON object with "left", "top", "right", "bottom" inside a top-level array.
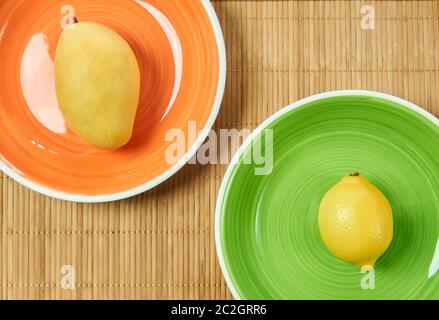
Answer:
[
  {"left": 0, "top": 0, "right": 227, "bottom": 203},
  {"left": 215, "top": 90, "right": 439, "bottom": 300}
]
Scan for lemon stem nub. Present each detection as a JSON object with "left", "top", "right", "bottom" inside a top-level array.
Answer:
[
  {"left": 350, "top": 172, "right": 360, "bottom": 177},
  {"left": 73, "top": 17, "right": 79, "bottom": 24}
]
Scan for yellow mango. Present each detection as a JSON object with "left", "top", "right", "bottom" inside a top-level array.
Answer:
[{"left": 55, "top": 20, "right": 140, "bottom": 149}]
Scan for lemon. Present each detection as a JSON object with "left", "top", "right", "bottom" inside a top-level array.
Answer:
[{"left": 318, "top": 173, "right": 393, "bottom": 269}]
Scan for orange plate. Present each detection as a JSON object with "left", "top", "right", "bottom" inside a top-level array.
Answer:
[{"left": 0, "top": 0, "right": 225, "bottom": 202}]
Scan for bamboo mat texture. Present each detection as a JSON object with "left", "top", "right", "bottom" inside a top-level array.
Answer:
[{"left": 1, "top": 0, "right": 439, "bottom": 300}]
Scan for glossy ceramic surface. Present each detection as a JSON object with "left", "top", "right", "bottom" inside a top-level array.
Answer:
[
  {"left": 216, "top": 91, "right": 439, "bottom": 300},
  {"left": 0, "top": 0, "right": 225, "bottom": 202}
]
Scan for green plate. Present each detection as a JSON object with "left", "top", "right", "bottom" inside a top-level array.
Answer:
[{"left": 216, "top": 91, "right": 439, "bottom": 300}]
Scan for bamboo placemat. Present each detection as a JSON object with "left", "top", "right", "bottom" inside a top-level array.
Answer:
[{"left": 1, "top": 0, "right": 438, "bottom": 300}]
